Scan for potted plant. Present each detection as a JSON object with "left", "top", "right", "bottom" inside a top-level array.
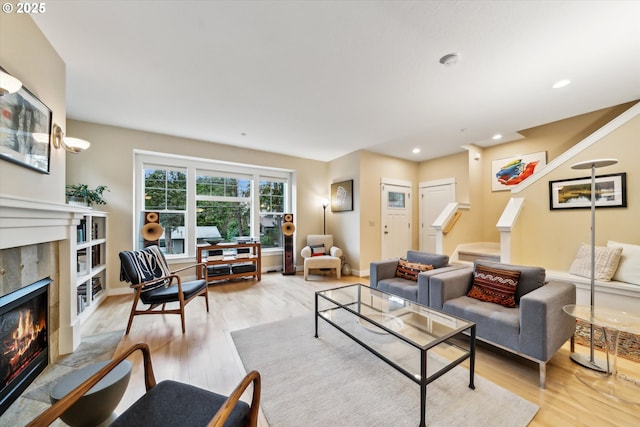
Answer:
[{"left": 66, "top": 184, "right": 109, "bottom": 206}]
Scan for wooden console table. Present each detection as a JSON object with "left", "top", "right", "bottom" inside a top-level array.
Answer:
[{"left": 196, "top": 242, "right": 261, "bottom": 284}]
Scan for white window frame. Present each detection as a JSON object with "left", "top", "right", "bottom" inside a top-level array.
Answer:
[{"left": 134, "top": 150, "right": 295, "bottom": 262}]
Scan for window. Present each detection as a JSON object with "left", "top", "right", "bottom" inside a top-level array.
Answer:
[
  {"left": 143, "top": 167, "right": 187, "bottom": 255},
  {"left": 259, "top": 178, "right": 286, "bottom": 248},
  {"left": 388, "top": 191, "right": 406, "bottom": 208},
  {"left": 136, "top": 151, "right": 294, "bottom": 258},
  {"left": 196, "top": 174, "right": 251, "bottom": 243}
]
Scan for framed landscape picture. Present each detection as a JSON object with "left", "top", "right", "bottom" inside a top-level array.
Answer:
[
  {"left": 491, "top": 151, "right": 546, "bottom": 191},
  {"left": 331, "top": 179, "right": 353, "bottom": 212},
  {"left": 0, "top": 76, "right": 52, "bottom": 174},
  {"left": 549, "top": 173, "right": 627, "bottom": 210}
]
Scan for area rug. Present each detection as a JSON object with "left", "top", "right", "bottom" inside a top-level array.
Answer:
[
  {"left": 575, "top": 320, "right": 640, "bottom": 363},
  {"left": 232, "top": 315, "right": 539, "bottom": 427}
]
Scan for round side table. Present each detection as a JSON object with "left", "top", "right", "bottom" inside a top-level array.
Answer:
[
  {"left": 50, "top": 359, "right": 132, "bottom": 427},
  {"left": 563, "top": 304, "right": 640, "bottom": 404}
]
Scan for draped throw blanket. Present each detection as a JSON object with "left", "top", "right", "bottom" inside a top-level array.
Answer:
[{"left": 120, "top": 245, "right": 172, "bottom": 292}]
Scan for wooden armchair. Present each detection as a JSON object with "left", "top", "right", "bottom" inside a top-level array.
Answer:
[
  {"left": 119, "top": 245, "right": 209, "bottom": 333},
  {"left": 26, "top": 343, "right": 261, "bottom": 427}
]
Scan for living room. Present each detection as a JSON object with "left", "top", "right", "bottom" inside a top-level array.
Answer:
[{"left": 1, "top": 2, "right": 639, "bottom": 426}]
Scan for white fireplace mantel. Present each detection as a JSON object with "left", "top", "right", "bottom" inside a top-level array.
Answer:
[
  {"left": 1, "top": 194, "right": 90, "bottom": 354},
  {"left": 0, "top": 194, "right": 90, "bottom": 250}
]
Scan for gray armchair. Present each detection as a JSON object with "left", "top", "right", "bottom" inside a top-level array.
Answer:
[
  {"left": 429, "top": 259, "right": 576, "bottom": 388},
  {"left": 369, "top": 250, "right": 464, "bottom": 306}
]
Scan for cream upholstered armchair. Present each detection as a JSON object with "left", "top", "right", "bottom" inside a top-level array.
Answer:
[{"left": 300, "top": 235, "right": 342, "bottom": 280}]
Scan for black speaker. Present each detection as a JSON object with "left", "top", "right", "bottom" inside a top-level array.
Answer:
[
  {"left": 141, "top": 211, "right": 164, "bottom": 247},
  {"left": 282, "top": 213, "right": 295, "bottom": 275}
]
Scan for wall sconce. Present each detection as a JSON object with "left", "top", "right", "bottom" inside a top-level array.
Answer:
[
  {"left": 321, "top": 199, "right": 329, "bottom": 234},
  {"left": 52, "top": 123, "right": 91, "bottom": 153},
  {"left": 0, "top": 69, "right": 22, "bottom": 95}
]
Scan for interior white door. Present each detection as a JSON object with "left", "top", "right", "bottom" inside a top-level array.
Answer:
[
  {"left": 381, "top": 183, "right": 412, "bottom": 259},
  {"left": 420, "top": 180, "right": 456, "bottom": 252}
]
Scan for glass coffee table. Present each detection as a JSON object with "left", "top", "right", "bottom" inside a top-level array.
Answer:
[{"left": 315, "top": 284, "right": 476, "bottom": 427}]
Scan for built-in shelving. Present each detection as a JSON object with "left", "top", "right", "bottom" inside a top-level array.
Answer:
[{"left": 75, "top": 211, "right": 108, "bottom": 317}]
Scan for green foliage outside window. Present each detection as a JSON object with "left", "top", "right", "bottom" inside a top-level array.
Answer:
[
  {"left": 144, "top": 169, "right": 187, "bottom": 254},
  {"left": 143, "top": 167, "right": 289, "bottom": 252}
]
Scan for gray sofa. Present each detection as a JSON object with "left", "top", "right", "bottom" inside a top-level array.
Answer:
[
  {"left": 369, "top": 250, "right": 465, "bottom": 306},
  {"left": 429, "top": 260, "right": 576, "bottom": 388}
]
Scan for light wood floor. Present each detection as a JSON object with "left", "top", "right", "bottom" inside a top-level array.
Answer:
[{"left": 81, "top": 272, "right": 640, "bottom": 427}]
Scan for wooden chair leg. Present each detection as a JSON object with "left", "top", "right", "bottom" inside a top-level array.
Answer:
[
  {"left": 203, "top": 290, "right": 210, "bottom": 312},
  {"left": 180, "top": 304, "right": 186, "bottom": 333},
  {"left": 125, "top": 292, "right": 142, "bottom": 334}
]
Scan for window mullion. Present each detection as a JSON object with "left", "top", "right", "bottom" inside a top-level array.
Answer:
[{"left": 187, "top": 166, "right": 197, "bottom": 258}]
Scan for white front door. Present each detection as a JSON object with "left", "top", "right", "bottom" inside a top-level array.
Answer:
[
  {"left": 419, "top": 179, "right": 456, "bottom": 252},
  {"left": 381, "top": 182, "right": 412, "bottom": 259}
]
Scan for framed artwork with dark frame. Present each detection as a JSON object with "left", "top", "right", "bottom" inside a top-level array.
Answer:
[
  {"left": 549, "top": 172, "right": 627, "bottom": 210},
  {"left": 0, "top": 70, "right": 52, "bottom": 174},
  {"left": 331, "top": 179, "right": 353, "bottom": 212}
]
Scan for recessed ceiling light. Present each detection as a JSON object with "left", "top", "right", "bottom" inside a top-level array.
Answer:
[
  {"left": 552, "top": 79, "right": 571, "bottom": 89},
  {"left": 412, "top": 148, "right": 421, "bottom": 154},
  {"left": 492, "top": 134, "right": 502, "bottom": 140},
  {"left": 439, "top": 53, "right": 459, "bottom": 66}
]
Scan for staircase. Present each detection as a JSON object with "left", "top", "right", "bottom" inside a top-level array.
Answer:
[{"left": 451, "top": 242, "right": 500, "bottom": 265}]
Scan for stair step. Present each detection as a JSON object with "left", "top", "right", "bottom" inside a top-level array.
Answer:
[{"left": 457, "top": 250, "right": 500, "bottom": 263}]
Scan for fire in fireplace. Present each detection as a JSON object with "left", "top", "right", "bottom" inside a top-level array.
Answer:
[{"left": 0, "top": 277, "right": 51, "bottom": 415}]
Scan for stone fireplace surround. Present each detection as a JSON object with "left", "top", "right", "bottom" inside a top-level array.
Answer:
[{"left": 1, "top": 194, "right": 92, "bottom": 362}]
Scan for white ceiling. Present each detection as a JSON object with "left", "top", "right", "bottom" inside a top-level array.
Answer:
[{"left": 31, "top": 1, "right": 640, "bottom": 162}]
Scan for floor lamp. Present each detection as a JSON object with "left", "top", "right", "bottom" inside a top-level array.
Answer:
[
  {"left": 569, "top": 158, "right": 618, "bottom": 372},
  {"left": 322, "top": 199, "right": 329, "bottom": 234}
]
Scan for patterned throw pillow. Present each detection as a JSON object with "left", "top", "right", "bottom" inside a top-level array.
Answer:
[
  {"left": 569, "top": 244, "right": 622, "bottom": 281},
  {"left": 310, "top": 244, "right": 326, "bottom": 257},
  {"left": 395, "top": 258, "right": 433, "bottom": 281},
  {"left": 467, "top": 264, "right": 521, "bottom": 308}
]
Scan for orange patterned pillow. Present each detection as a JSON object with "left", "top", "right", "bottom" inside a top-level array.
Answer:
[
  {"left": 467, "top": 264, "right": 520, "bottom": 308},
  {"left": 395, "top": 258, "right": 433, "bottom": 281}
]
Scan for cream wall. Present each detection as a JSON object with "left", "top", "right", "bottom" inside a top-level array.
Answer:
[
  {"left": 327, "top": 151, "right": 360, "bottom": 272},
  {"left": 512, "top": 112, "right": 639, "bottom": 269},
  {"left": 354, "top": 151, "right": 418, "bottom": 274},
  {"left": 479, "top": 103, "right": 635, "bottom": 243},
  {"left": 417, "top": 102, "right": 639, "bottom": 269},
  {"left": 0, "top": 14, "right": 66, "bottom": 202},
  {"left": 1, "top": 14, "right": 66, "bottom": 361},
  {"left": 66, "top": 120, "right": 328, "bottom": 291}
]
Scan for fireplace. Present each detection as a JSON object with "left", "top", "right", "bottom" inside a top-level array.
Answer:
[{"left": 0, "top": 277, "right": 51, "bottom": 415}]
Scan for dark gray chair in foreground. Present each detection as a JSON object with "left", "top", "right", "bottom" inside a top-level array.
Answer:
[
  {"left": 27, "top": 343, "right": 261, "bottom": 427},
  {"left": 429, "top": 259, "right": 576, "bottom": 388}
]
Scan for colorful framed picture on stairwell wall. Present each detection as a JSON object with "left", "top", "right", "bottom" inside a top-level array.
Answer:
[{"left": 491, "top": 151, "right": 547, "bottom": 191}]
